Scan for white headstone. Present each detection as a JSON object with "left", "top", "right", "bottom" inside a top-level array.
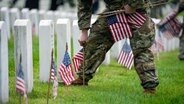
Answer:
[
  {"left": 0, "top": 21, "right": 9, "bottom": 103},
  {"left": 45, "top": 11, "right": 54, "bottom": 20},
  {"left": 54, "top": 11, "right": 61, "bottom": 23},
  {"left": 174, "top": 38, "right": 179, "bottom": 48},
  {"left": 10, "top": 8, "right": 20, "bottom": 34},
  {"left": 162, "top": 36, "right": 168, "bottom": 52},
  {"left": 39, "top": 20, "right": 54, "bottom": 82},
  {"left": 30, "top": 9, "right": 39, "bottom": 35},
  {"left": 102, "top": 51, "right": 111, "bottom": 65},
  {"left": 60, "top": 12, "right": 67, "bottom": 18},
  {"left": 167, "top": 39, "right": 173, "bottom": 51},
  {"left": 154, "top": 23, "right": 163, "bottom": 53},
  {"left": 56, "top": 18, "right": 72, "bottom": 68},
  {"left": 14, "top": 19, "right": 33, "bottom": 93},
  {"left": 38, "top": 10, "right": 46, "bottom": 22},
  {"left": 21, "top": 8, "right": 30, "bottom": 19},
  {"left": 54, "top": 11, "right": 61, "bottom": 32},
  {"left": 0, "top": 7, "right": 10, "bottom": 38},
  {"left": 72, "top": 19, "right": 96, "bottom": 55},
  {"left": 171, "top": 38, "right": 175, "bottom": 50},
  {"left": 65, "top": 12, "right": 77, "bottom": 20},
  {"left": 172, "top": 38, "right": 179, "bottom": 50},
  {"left": 111, "top": 40, "right": 124, "bottom": 59},
  {"left": 72, "top": 20, "right": 82, "bottom": 56}
]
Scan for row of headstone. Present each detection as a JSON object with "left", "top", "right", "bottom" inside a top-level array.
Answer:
[
  {"left": 0, "top": 7, "right": 77, "bottom": 37},
  {"left": 0, "top": 19, "right": 34, "bottom": 103},
  {"left": 2, "top": 7, "right": 179, "bottom": 53},
  {"left": 38, "top": 18, "right": 110, "bottom": 82},
  {"left": 0, "top": 17, "right": 110, "bottom": 103}
]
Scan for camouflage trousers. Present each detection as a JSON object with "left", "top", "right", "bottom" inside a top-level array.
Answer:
[
  {"left": 77, "top": 14, "right": 159, "bottom": 89},
  {"left": 179, "top": 31, "right": 184, "bottom": 57}
]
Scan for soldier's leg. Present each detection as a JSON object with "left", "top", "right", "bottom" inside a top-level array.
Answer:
[
  {"left": 130, "top": 17, "right": 159, "bottom": 91},
  {"left": 76, "top": 17, "right": 114, "bottom": 83},
  {"left": 178, "top": 31, "right": 184, "bottom": 60}
]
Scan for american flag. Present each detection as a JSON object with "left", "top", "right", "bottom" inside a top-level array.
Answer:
[
  {"left": 107, "top": 11, "right": 146, "bottom": 42},
  {"left": 49, "top": 50, "right": 58, "bottom": 99},
  {"left": 118, "top": 40, "right": 134, "bottom": 69},
  {"left": 158, "top": 11, "right": 182, "bottom": 39},
  {"left": 72, "top": 49, "right": 84, "bottom": 72},
  {"left": 16, "top": 57, "right": 26, "bottom": 95},
  {"left": 58, "top": 51, "right": 75, "bottom": 85}
]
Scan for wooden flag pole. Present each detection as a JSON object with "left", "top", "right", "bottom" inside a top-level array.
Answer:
[
  {"left": 83, "top": 47, "right": 85, "bottom": 86},
  {"left": 24, "top": 93, "right": 28, "bottom": 104},
  {"left": 47, "top": 49, "right": 54, "bottom": 104},
  {"left": 46, "top": 76, "right": 51, "bottom": 104}
]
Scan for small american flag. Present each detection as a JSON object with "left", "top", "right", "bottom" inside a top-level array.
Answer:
[
  {"left": 118, "top": 40, "right": 134, "bottom": 69},
  {"left": 72, "top": 49, "right": 84, "bottom": 72},
  {"left": 107, "top": 11, "right": 146, "bottom": 42},
  {"left": 49, "top": 50, "right": 58, "bottom": 99},
  {"left": 158, "top": 11, "right": 182, "bottom": 39},
  {"left": 16, "top": 57, "right": 26, "bottom": 95},
  {"left": 58, "top": 48, "right": 75, "bottom": 85}
]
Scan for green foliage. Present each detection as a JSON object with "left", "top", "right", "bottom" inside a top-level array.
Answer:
[{"left": 8, "top": 37, "right": 184, "bottom": 104}]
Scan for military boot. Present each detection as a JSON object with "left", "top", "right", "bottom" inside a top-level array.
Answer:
[{"left": 71, "top": 78, "right": 88, "bottom": 86}]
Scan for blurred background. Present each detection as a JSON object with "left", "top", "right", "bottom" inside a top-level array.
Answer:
[{"left": 0, "top": 0, "right": 106, "bottom": 13}]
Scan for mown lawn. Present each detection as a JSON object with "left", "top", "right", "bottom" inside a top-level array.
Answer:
[{"left": 8, "top": 36, "right": 184, "bottom": 104}]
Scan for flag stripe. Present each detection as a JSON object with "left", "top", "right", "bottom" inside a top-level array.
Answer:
[
  {"left": 107, "top": 11, "right": 146, "bottom": 42},
  {"left": 16, "top": 62, "right": 26, "bottom": 95},
  {"left": 59, "top": 64, "right": 72, "bottom": 85},
  {"left": 118, "top": 13, "right": 132, "bottom": 38},
  {"left": 159, "top": 11, "right": 181, "bottom": 39},
  {"left": 73, "top": 51, "right": 84, "bottom": 72},
  {"left": 116, "top": 14, "right": 126, "bottom": 39},
  {"left": 58, "top": 51, "right": 75, "bottom": 85},
  {"left": 118, "top": 41, "right": 134, "bottom": 69}
]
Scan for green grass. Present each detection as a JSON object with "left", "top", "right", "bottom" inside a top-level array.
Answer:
[{"left": 8, "top": 36, "right": 184, "bottom": 104}]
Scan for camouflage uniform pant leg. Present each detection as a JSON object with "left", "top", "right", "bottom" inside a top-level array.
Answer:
[
  {"left": 77, "top": 17, "right": 114, "bottom": 82},
  {"left": 179, "top": 30, "right": 184, "bottom": 57},
  {"left": 178, "top": 3, "right": 184, "bottom": 59},
  {"left": 130, "top": 17, "right": 159, "bottom": 89}
]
